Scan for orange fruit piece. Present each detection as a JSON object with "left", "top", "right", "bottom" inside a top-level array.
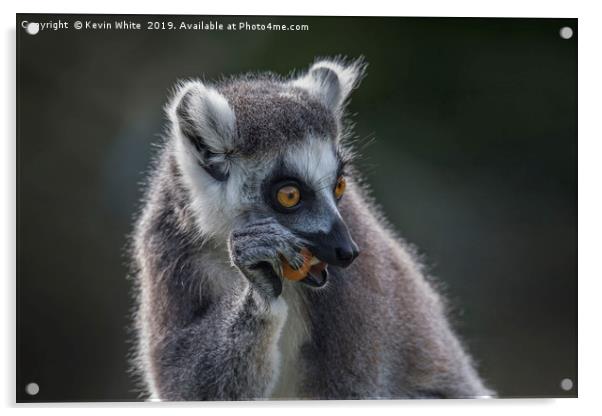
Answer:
[{"left": 281, "top": 248, "right": 313, "bottom": 281}]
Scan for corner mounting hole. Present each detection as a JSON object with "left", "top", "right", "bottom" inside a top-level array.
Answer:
[
  {"left": 25, "top": 22, "right": 40, "bottom": 35},
  {"left": 559, "top": 26, "right": 573, "bottom": 39},
  {"left": 25, "top": 382, "right": 39, "bottom": 396},
  {"left": 560, "top": 378, "right": 573, "bottom": 391}
]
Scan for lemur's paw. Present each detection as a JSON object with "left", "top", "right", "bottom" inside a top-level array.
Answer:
[{"left": 228, "top": 217, "right": 305, "bottom": 297}]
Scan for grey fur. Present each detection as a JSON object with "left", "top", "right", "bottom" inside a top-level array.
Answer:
[
  {"left": 229, "top": 217, "right": 307, "bottom": 298},
  {"left": 130, "top": 57, "right": 493, "bottom": 400}
]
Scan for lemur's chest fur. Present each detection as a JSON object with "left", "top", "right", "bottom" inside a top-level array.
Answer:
[
  {"left": 201, "top": 245, "right": 312, "bottom": 399},
  {"left": 269, "top": 283, "right": 311, "bottom": 399}
]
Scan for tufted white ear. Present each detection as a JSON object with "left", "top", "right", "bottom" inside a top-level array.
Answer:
[
  {"left": 168, "top": 80, "right": 237, "bottom": 181},
  {"left": 291, "top": 57, "right": 366, "bottom": 114}
]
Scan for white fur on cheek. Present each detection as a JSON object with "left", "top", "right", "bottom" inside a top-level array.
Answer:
[{"left": 173, "top": 136, "right": 241, "bottom": 240}]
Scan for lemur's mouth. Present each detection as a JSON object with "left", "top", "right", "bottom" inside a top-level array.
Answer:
[
  {"left": 280, "top": 250, "right": 329, "bottom": 288},
  {"left": 302, "top": 257, "right": 329, "bottom": 288}
]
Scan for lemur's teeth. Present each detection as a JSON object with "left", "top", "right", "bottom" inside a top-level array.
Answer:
[{"left": 310, "top": 256, "right": 320, "bottom": 266}]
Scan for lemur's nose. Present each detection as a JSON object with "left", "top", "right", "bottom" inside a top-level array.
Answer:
[
  {"left": 335, "top": 245, "right": 360, "bottom": 268},
  {"left": 298, "top": 217, "right": 360, "bottom": 269},
  {"left": 327, "top": 225, "right": 360, "bottom": 268}
]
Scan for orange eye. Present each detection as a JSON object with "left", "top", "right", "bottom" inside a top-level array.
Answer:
[
  {"left": 277, "top": 185, "right": 301, "bottom": 208},
  {"left": 334, "top": 176, "right": 346, "bottom": 199}
]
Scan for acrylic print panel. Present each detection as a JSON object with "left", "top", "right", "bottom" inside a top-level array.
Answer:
[{"left": 16, "top": 14, "right": 577, "bottom": 402}]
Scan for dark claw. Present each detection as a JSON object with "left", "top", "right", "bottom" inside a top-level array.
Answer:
[{"left": 301, "top": 268, "right": 329, "bottom": 288}]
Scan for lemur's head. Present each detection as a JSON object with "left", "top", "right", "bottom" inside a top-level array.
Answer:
[{"left": 169, "top": 58, "right": 365, "bottom": 283}]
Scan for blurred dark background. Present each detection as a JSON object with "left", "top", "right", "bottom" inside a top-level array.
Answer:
[{"left": 16, "top": 14, "right": 577, "bottom": 401}]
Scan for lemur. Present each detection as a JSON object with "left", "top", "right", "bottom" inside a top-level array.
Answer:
[{"left": 131, "top": 57, "right": 492, "bottom": 400}]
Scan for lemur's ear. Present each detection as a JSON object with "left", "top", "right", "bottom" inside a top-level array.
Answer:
[
  {"left": 170, "top": 80, "right": 237, "bottom": 181},
  {"left": 291, "top": 57, "right": 366, "bottom": 114}
]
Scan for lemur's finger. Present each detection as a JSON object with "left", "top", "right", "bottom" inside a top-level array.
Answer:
[
  {"left": 281, "top": 248, "right": 313, "bottom": 281},
  {"left": 278, "top": 244, "right": 305, "bottom": 270}
]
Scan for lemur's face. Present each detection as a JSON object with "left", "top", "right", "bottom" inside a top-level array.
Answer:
[
  {"left": 171, "top": 59, "right": 365, "bottom": 285},
  {"left": 258, "top": 137, "right": 359, "bottom": 279}
]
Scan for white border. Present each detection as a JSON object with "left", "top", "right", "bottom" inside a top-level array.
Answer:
[
  {"left": 3, "top": 1, "right": 600, "bottom": 415},
  {"left": 0, "top": 0, "right": 585, "bottom": 17}
]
